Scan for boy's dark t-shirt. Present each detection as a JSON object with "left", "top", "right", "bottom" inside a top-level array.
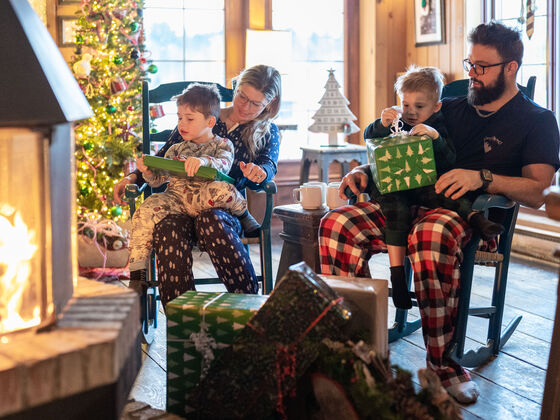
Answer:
[{"left": 441, "top": 91, "right": 560, "bottom": 176}]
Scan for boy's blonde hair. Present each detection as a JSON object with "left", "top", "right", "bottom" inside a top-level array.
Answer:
[
  {"left": 394, "top": 65, "right": 445, "bottom": 103},
  {"left": 174, "top": 83, "right": 221, "bottom": 119}
]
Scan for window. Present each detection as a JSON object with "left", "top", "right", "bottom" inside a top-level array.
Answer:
[
  {"left": 488, "top": 0, "right": 557, "bottom": 113},
  {"left": 272, "top": 0, "right": 345, "bottom": 160},
  {"left": 143, "top": 0, "right": 225, "bottom": 131}
]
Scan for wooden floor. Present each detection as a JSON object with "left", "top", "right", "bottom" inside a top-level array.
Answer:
[{"left": 122, "top": 227, "right": 559, "bottom": 420}]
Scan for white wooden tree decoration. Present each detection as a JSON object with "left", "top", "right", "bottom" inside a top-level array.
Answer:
[{"left": 308, "top": 69, "right": 360, "bottom": 146}]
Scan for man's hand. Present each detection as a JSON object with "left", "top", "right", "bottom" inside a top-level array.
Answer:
[
  {"left": 340, "top": 168, "right": 369, "bottom": 199},
  {"left": 381, "top": 106, "right": 402, "bottom": 127},
  {"left": 410, "top": 124, "right": 439, "bottom": 140},
  {"left": 183, "top": 157, "right": 203, "bottom": 177},
  {"left": 435, "top": 169, "right": 482, "bottom": 199},
  {"left": 240, "top": 161, "right": 267, "bottom": 183}
]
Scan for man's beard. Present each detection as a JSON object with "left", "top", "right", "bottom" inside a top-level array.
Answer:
[{"left": 467, "top": 68, "right": 506, "bottom": 106}]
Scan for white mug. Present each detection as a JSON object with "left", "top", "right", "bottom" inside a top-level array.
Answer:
[
  {"left": 303, "top": 181, "right": 327, "bottom": 204},
  {"left": 293, "top": 185, "right": 325, "bottom": 209},
  {"left": 326, "top": 182, "right": 348, "bottom": 209}
]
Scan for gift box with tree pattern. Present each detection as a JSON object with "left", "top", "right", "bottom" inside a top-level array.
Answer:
[{"left": 366, "top": 134, "right": 436, "bottom": 194}]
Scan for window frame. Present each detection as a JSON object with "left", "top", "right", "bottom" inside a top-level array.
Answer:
[{"left": 483, "top": 0, "right": 557, "bottom": 117}]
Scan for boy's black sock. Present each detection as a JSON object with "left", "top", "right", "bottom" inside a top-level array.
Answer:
[
  {"left": 390, "top": 265, "right": 412, "bottom": 309},
  {"left": 469, "top": 212, "right": 504, "bottom": 241},
  {"left": 239, "top": 210, "right": 261, "bottom": 238},
  {"left": 129, "top": 268, "right": 147, "bottom": 295}
]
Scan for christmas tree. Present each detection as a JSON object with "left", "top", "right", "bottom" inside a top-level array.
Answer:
[
  {"left": 70, "top": 0, "right": 155, "bottom": 221},
  {"left": 308, "top": 69, "right": 360, "bottom": 146}
]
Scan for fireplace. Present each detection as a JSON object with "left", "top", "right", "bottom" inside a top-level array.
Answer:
[{"left": 0, "top": 1, "right": 141, "bottom": 418}]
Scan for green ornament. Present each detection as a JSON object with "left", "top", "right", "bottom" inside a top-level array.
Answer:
[
  {"left": 75, "top": 34, "right": 84, "bottom": 44},
  {"left": 113, "top": 56, "right": 123, "bottom": 65},
  {"left": 129, "top": 22, "right": 139, "bottom": 32},
  {"left": 147, "top": 64, "right": 158, "bottom": 74},
  {"left": 110, "top": 205, "right": 123, "bottom": 217},
  {"left": 106, "top": 105, "right": 117, "bottom": 114},
  {"left": 83, "top": 140, "right": 94, "bottom": 151},
  {"left": 150, "top": 128, "right": 158, "bottom": 134},
  {"left": 80, "top": 186, "right": 89, "bottom": 197}
]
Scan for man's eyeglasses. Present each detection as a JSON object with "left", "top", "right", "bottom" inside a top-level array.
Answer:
[
  {"left": 462, "top": 59, "right": 509, "bottom": 75},
  {"left": 235, "top": 90, "right": 268, "bottom": 110}
]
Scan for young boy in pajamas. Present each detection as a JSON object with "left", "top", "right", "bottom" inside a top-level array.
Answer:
[
  {"left": 128, "top": 83, "right": 259, "bottom": 286},
  {"left": 363, "top": 65, "right": 503, "bottom": 309}
]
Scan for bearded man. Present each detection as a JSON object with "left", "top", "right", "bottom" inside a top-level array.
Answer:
[{"left": 318, "top": 21, "right": 559, "bottom": 403}]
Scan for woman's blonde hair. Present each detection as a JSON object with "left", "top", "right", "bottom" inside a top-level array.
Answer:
[{"left": 233, "top": 65, "right": 281, "bottom": 159}]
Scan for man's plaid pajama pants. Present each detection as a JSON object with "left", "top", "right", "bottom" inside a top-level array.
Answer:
[{"left": 318, "top": 201, "right": 473, "bottom": 386}]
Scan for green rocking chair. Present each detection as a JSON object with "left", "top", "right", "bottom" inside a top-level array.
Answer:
[
  {"left": 387, "top": 77, "right": 536, "bottom": 367},
  {"left": 125, "top": 80, "right": 276, "bottom": 343}
]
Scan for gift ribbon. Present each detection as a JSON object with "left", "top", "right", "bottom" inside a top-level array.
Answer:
[
  {"left": 190, "top": 293, "right": 224, "bottom": 379},
  {"left": 390, "top": 118, "right": 405, "bottom": 136},
  {"left": 246, "top": 296, "right": 344, "bottom": 420},
  {"left": 78, "top": 214, "right": 127, "bottom": 279}
]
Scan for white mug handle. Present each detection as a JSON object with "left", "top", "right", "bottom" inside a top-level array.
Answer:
[{"left": 292, "top": 188, "right": 302, "bottom": 204}]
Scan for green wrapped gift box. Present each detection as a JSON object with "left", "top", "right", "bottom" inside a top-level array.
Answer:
[
  {"left": 189, "top": 262, "right": 352, "bottom": 419},
  {"left": 166, "top": 291, "right": 268, "bottom": 417},
  {"left": 366, "top": 134, "right": 436, "bottom": 194}
]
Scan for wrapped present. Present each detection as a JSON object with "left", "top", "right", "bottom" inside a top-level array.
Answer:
[
  {"left": 320, "top": 275, "right": 388, "bottom": 357},
  {"left": 77, "top": 216, "right": 129, "bottom": 268},
  {"left": 166, "top": 291, "right": 268, "bottom": 417},
  {"left": 366, "top": 133, "right": 436, "bottom": 194},
  {"left": 190, "top": 262, "right": 351, "bottom": 419}
]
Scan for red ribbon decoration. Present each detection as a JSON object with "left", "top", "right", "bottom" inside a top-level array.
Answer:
[{"left": 246, "top": 296, "right": 344, "bottom": 419}]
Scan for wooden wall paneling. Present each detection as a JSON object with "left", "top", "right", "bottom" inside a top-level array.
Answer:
[
  {"left": 359, "top": 0, "right": 377, "bottom": 136},
  {"left": 345, "top": 0, "right": 361, "bottom": 144},
  {"left": 225, "top": 0, "right": 247, "bottom": 86},
  {"left": 449, "top": 0, "right": 466, "bottom": 81}
]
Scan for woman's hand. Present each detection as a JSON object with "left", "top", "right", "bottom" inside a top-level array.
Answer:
[
  {"left": 113, "top": 174, "right": 136, "bottom": 206},
  {"left": 340, "top": 169, "right": 369, "bottom": 199},
  {"left": 183, "top": 157, "right": 203, "bottom": 177},
  {"left": 410, "top": 124, "right": 439, "bottom": 140},
  {"left": 381, "top": 106, "right": 402, "bottom": 127},
  {"left": 435, "top": 169, "right": 482, "bottom": 199},
  {"left": 240, "top": 161, "right": 267, "bottom": 183}
]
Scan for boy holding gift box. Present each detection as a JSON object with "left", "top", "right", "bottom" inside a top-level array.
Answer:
[
  {"left": 129, "top": 83, "right": 259, "bottom": 288},
  {"left": 363, "top": 66, "right": 503, "bottom": 310}
]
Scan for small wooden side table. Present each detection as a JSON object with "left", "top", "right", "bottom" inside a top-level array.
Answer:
[
  {"left": 541, "top": 186, "right": 560, "bottom": 419},
  {"left": 299, "top": 145, "right": 368, "bottom": 184},
  {"left": 273, "top": 204, "right": 329, "bottom": 280}
]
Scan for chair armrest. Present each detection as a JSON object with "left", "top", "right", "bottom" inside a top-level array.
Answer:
[
  {"left": 472, "top": 194, "right": 516, "bottom": 212},
  {"left": 251, "top": 181, "right": 277, "bottom": 230},
  {"left": 124, "top": 183, "right": 148, "bottom": 216},
  {"left": 124, "top": 183, "right": 148, "bottom": 199}
]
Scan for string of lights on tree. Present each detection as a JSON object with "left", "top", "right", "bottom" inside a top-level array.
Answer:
[{"left": 70, "top": 0, "right": 156, "bottom": 221}]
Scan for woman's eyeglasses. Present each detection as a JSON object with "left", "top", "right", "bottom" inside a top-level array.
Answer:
[
  {"left": 235, "top": 90, "right": 268, "bottom": 110},
  {"left": 462, "top": 59, "right": 509, "bottom": 76}
]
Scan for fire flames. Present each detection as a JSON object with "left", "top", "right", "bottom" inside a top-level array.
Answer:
[{"left": 0, "top": 204, "right": 41, "bottom": 335}]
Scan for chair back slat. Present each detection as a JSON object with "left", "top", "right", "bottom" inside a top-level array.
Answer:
[{"left": 441, "top": 75, "right": 536, "bottom": 100}]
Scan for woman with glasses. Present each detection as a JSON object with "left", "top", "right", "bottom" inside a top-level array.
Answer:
[{"left": 114, "top": 64, "right": 281, "bottom": 304}]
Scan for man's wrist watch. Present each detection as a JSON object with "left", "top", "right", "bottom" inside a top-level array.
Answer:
[{"left": 480, "top": 169, "right": 493, "bottom": 191}]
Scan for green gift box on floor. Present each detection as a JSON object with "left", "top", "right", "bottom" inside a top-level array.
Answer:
[
  {"left": 190, "top": 262, "right": 351, "bottom": 419},
  {"left": 166, "top": 291, "right": 268, "bottom": 417},
  {"left": 366, "top": 134, "right": 437, "bottom": 194}
]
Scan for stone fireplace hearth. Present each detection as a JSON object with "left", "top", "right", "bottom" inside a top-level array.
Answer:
[
  {"left": 0, "top": 1, "right": 142, "bottom": 418},
  {"left": 0, "top": 279, "right": 140, "bottom": 419}
]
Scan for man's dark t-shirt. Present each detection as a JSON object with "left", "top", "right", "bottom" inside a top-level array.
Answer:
[{"left": 441, "top": 92, "right": 560, "bottom": 176}]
